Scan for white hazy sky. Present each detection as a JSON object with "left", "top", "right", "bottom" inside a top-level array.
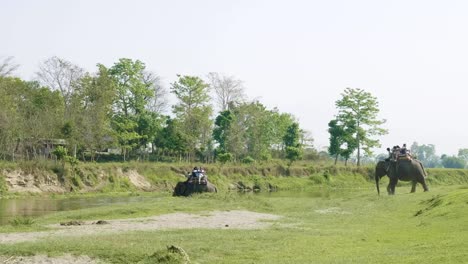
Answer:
[{"left": 2, "top": 0, "right": 467, "bottom": 156}]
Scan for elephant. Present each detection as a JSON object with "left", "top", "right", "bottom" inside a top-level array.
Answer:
[
  {"left": 173, "top": 181, "right": 218, "bottom": 197},
  {"left": 375, "top": 158, "right": 429, "bottom": 195}
]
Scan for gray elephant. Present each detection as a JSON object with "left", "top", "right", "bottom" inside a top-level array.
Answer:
[
  {"left": 173, "top": 181, "right": 217, "bottom": 197},
  {"left": 375, "top": 158, "right": 429, "bottom": 195}
]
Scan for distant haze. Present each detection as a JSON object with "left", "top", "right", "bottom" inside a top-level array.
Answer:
[{"left": 2, "top": 0, "right": 467, "bottom": 156}]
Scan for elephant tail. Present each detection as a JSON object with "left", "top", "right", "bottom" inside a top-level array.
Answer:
[{"left": 418, "top": 160, "right": 428, "bottom": 178}]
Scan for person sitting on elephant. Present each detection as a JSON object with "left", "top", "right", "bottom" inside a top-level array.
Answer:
[
  {"left": 186, "top": 167, "right": 199, "bottom": 183},
  {"left": 400, "top": 144, "right": 408, "bottom": 155},
  {"left": 398, "top": 144, "right": 412, "bottom": 161}
]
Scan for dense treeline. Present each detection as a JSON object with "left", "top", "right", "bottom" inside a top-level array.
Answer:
[{"left": 0, "top": 56, "right": 316, "bottom": 163}]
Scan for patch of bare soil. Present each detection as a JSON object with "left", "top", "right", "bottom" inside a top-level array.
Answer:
[
  {"left": 0, "top": 254, "right": 101, "bottom": 264},
  {"left": 3, "top": 170, "right": 65, "bottom": 193},
  {"left": 124, "top": 169, "right": 152, "bottom": 190},
  {"left": 0, "top": 210, "right": 280, "bottom": 244}
]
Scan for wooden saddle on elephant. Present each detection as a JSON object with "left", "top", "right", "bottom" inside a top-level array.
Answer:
[{"left": 397, "top": 153, "right": 412, "bottom": 162}]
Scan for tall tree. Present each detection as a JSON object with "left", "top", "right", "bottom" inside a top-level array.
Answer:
[
  {"left": 36, "top": 56, "right": 84, "bottom": 116},
  {"left": 207, "top": 72, "right": 245, "bottom": 111},
  {"left": 142, "top": 71, "right": 168, "bottom": 113},
  {"left": 283, "top": 122, "right": 303, "bottom": 167},
  {"left": 171, "top": 75, "right": 213, "bottom": 161},
  {"left": 213, "top": 110, "right": 235, "bottom": 155},
  {"left": 328, "top": 119, "right": 345, "bottom": 165},
  {"left": 335, "top": 88, "right": 387, "bottom": 166},
  {"left": 72, "top": 64, "right": 116, "bottom": 160},
  {"left": 108, "top": 58, "right": 163, "bottom": 159}
]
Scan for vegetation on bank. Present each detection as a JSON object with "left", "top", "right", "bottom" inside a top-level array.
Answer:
[{"left": 1, "top": 161, "right": 468, "bottom": 196}]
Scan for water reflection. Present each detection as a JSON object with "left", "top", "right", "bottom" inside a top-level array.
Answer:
[{"left": 0, "top": 195, "right": 159, "bottom": 225}]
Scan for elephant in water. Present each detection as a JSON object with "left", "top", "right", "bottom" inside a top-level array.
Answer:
[
  {"left": 173, "top": 181, "right": 217, "bottom": 197},
  {"left": 375, "top": 158, "right": 429, "bottom": 195}
]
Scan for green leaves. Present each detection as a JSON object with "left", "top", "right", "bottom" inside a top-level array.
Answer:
[
  {"left": 284, "top": 122, "right": 303, "bottom": 166},
  {"left": 170, "top": 75, "right": 213, "bottom": 158},
  {"left": 333, "top": 88, "right": 387, "bottom": 166}
]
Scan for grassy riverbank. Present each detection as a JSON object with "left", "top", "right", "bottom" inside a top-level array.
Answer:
[
  {"left": 0, "top": 185, "right": 467, "bottom": 263},
  {"left": 1, "top": 161, "right": 468, "bottom": 263},
  {"left": 2, "top": 161, "right": 468, "bottom": 197}
]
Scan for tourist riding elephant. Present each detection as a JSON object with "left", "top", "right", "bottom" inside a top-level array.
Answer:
[
  {"left": 375, "top": 158, "right": 429, "bottom": 195},
  {"left": 173, "top": 181, "right": 218, "bottom": 197}
]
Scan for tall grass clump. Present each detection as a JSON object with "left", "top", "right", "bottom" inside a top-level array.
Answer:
[{"left": 9, "top": 217, "right": 35, "bottom": 226}]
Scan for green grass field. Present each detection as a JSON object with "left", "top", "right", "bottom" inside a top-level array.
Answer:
[
  {"left": 1, "top": 162, "right": 468, "bottom": 263},
  {"left": 1, "top": 184, "right": 467, "bottom": 263}
]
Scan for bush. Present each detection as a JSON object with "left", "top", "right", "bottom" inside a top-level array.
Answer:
[
  {"left": 242, "top": 156, "right": 256, "bottom": 164},
  {"left": 0, "top": 175, "right": 7, "bottom": 194},
  {"left": 9, "top": 217, "right": 35, "bottom": 226},
  {"left": 217, "top": 152, "right": 233, "bottom": 164}
]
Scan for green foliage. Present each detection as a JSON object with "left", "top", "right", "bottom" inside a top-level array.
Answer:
[
  {"left": 52, "top": 146, "right": 68, "bottom": 160},
  {"left": 217, "top": 152, "right": 233, "bottom": 164},
  {"left": 283, "top": 122, "right": 303, "bottom": 166},
  {"left": 334, "top": 88, "right": 387, "bottom": 166},
  {"left": 171, "top": 75, "right": 213, "bottom": 159},
  {"left": 0, "top": 174, "right": 7, "bottom": 194},
  {"left": 410, "top": 142, "right": 441, "bottom": 168},
  {"left": 213, "top": 110, "right": 234, "bottom": 153},
  {"left": 108, "top": 58, "right": 164, "bottom": 159},
  {"left": 242, "top": 156, "right": 255, "bottom": 164},
  {"left": 9, "top": 217, "right": 35, "bottom": 226},
  {"left": 441, "top": 155, "right": 466, "bottom": 169}
]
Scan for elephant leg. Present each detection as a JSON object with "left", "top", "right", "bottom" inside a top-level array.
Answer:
[
  {"left": 421, "top": 180, "right": 429, "bottom": 192},
  {"left": 411, "top": 181, "right": 417, "bottom": 193},
  {"left": 388, "top": 178, "right": 398, "bottom": 195}
]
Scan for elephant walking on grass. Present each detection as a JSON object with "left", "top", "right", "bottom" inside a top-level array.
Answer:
[{"left": 375, "top": 158, "right": 429, "bottom": 195}]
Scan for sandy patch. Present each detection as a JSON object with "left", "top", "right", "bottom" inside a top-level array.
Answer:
[
  {"left": 0, "top": 210, "right": 280, "bottom": 244},
  {"left": 0, "top": 254, "right": 100, "bottom": 264},
  {"left": 125, "top": 170, "right": 152, "bottom": 190},
  {"left": 3, "top": 170, "right": 65, "bottom": 193},
  {"left": 314, "top": 207, "right": 351, "bottom": 215}
]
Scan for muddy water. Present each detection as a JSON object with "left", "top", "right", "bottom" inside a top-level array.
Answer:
[
  {"left": 0, "top": 188, "right": 363, "bottom": 225},
  {"left": 0, "top": 195, "right": 160, "bottom": 225}
]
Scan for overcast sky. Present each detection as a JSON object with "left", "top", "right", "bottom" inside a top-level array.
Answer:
[{"left": 2, "top": 0, "right": 467, "bottom": 156}]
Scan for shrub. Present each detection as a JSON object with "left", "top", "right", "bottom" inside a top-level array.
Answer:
[
  {"left": 217, "top": 152, "right": 233, "bottom": 164},
  {"left": 242, "top": 156, "right": 255, "bottom": 164},
  {"left": 9, "top": 217, "right": 35, "bottom": 226}
]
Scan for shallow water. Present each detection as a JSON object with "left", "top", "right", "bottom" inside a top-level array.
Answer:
[
  {"left": 0, "top": 188, "right": 371, "bottom": 225},
  {"left": 0, "top": 195, "right": 161, "bottom": 225}
]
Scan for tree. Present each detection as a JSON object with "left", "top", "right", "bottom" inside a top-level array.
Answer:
[
  {"left": 171, "top": 75, "right": 213, "bottom": 161},
  {"left": 410, "top": 142, "right": 441, "bottom": 168},
  {"left": 72, "top": 65, "right": 116, "bottom": 160},
  {"left": 0, "top": 56, "right": 19, "bottom": 77},
  {"left": 213, "top": 110, "right": 235, "bottom": 154},
  {"left": 109, "top": 58, "right": 163, "bottom": 159},
  {"left": 283, "top": 122, "right": 303, "bottom": 167},
  {"left": 142, "top": 71, "right": 168, "bottom": 113},
  {"left": 153, "top": 117, "right": 189, "bottom": 161},
  {"left": 328, "top": 119, "right": 345, "bottom": 165},
  {"left": 207, "top": 72, "right": 245, "bottom": 111},
  {"left": 457, "top": 148, "right": 468, "bottom": 161},
  {"left": 335, "top": 88, "right": 387, "bottom": 166},
  {"left": 441, "top": 155, "right": 466, "bottom": 169},
  {"left": 36, "top": 56, "right": 84, "bottom": 116}
]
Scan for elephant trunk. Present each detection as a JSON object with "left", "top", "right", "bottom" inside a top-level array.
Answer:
[{"left": 375, "top": 172, "right": 380, "bottom": 195}]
